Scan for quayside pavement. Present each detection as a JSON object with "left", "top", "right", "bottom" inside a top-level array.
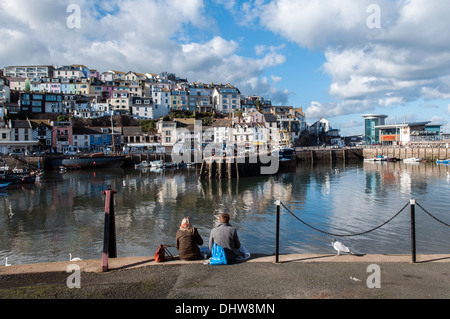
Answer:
[{"left": 0, "top": 254, "right": 449, "bottom": 300}]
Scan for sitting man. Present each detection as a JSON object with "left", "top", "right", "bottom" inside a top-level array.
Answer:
[{"left": 209, "top": 213, "right": 241, "bottom": 262}]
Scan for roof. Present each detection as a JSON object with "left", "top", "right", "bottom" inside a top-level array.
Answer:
[
  {"left": 122, "top": 126, "right": 144, "bottom": 136},
  {"left": 376, "top": 121, "right": 431, "bottom": 129},
  {"left": 261, "top": 112, "right": 277, "bottom": 122},
  {"left": 10, "top": 120, "right": 31, "bottom": 129},
  {"left": 29, "top": 120, "right": 51, "bottom": 129},
  {"left": 211, "top": 118, "right": 232, "bottom": 127},
  {"left": 72, "top": 127, "right": 101, "bottom": 135},
  {"left": 55, "top": 65, "right": 79, "bottom": 71}
]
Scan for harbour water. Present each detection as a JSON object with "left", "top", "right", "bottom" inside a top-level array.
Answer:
[{"left": 1, "top": 161, "right": 449, "bottom": 265}]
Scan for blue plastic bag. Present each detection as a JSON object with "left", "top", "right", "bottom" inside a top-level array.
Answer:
[{"left": 210, "top": 242, "right": 227, "bottom": 265}]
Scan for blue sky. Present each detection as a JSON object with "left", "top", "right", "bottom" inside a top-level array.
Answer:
[{"left": 1, "top": 0, "right": 450, "bottom": 135}]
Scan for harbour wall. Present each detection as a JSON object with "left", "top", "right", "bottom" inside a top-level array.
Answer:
[
  {"left": 294, "top": 147, "right": 450, "bottom": 163},
  {"left": 363, "top": 147, "right": 450, "bottom": 161},
  {"left": 294, "top": 148, "right": 364, "bottom": 163}
]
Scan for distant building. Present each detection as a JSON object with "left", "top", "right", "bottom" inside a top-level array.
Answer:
[
  {"left": 30, "top": 120, "right": 53, "bottom": 150},
  {"left": 19, "top": 92, "right": 63, "bottom": 114},
  {"left": 0, "top": 77, "right": 11, "bottom": 104},
  {"left": 53, "top": 65, "right": 85, "bottom": 80},
  {"left": 4, "top": 65, "right": 55, "bottom": 79},
  {"left": 376, "top": 121, "right": 442, "bottom": 146},
  {"left": 362, "top": 114, "right": 388, "bottom": 145},
  {"left": 52, "top": 121, "right": 73, "bottom": 153},
  {"left": 212, "top": 84, "right": 241, "bottom": 114},
  {"left": 1, "top": 120, "right": 39, "bottom": 154},
  {"left": 130, "top": 96, "right": 169, "bottom": 120}
]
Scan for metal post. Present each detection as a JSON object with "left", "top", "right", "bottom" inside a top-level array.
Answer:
[
  {"left": 410, "top": 199, "right": 416, "bottom": 263},
  {"left": 102, "top": 185, "right": 117, "bottom": 272},
  {"left": 275, "top": 200, "right": 281, "bottom": 263}
]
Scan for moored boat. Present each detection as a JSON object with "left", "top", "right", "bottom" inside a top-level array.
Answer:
[
  {"left": 50, "top": 154, "right": 125, "bottom": 170},
  {"left": 436, "top": 159, "right": 450, "bottom": 164},
  {"left": 150, "top": 160, "right": 164, "bottom": 168},
  {"left": 0, "top": 165, "right": 36, "bottom": 184},
  {"left": 403, "top": 157, "right": 422, "bottom": 163},
  {"left": 135, "top": 161, "right": 150, "bottom": 168},
  {"left": 272, "top": 146, "right": 296, "bottom": 169},
  {"left": 0, "top": 182, "right": 12, "bottom": 190}
]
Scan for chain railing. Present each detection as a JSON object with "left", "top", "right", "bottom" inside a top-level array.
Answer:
[{"left": 274, "top": 199, "right": 449, "bottom": 263}]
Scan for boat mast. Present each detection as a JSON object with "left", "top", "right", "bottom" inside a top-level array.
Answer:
[{"left": 111, "top": 115, "right": 116, "bottom": 155}]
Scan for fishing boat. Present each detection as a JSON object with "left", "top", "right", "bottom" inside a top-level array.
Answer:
[
  {"left": 365, "top": 155, "right": 397, "bottom": 162},
  {"left": 50, "top": 154, "right": 125, "bottom": 170},
  {"left": 150, "top": 160, "right": 164, "bottom": 168},
  {"left": 135, "top": 161, "right": 150, "bottom": 168},
  {"left": 403, "top": 157, "right": 422, "bottom": 163},
  {"left": 272, "top": 146, "right": 296, "bottom": 169},
  {"left": 0, "top": 182, "right": 12, "bottom": 190},
  {"left": 0, "top": 165, "right": 36, "bottom": 184},
  {"left": 436, "top": 159, "right": 450, "bottom": 164}
]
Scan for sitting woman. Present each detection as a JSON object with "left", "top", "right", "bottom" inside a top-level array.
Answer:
[{"left": 176, "top": 217, "right": 204, "bottom": 260}]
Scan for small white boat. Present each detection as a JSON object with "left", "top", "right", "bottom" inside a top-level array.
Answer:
[
  {"left": 151, "top": 160, "right": 164, "bottom": 168},
  {"left": 403, "top": 157, "right": 422, "bottom": 163},
  {"left": 135, "top": 161, "right": 150, "bottom": 168},
  {"left": 164, "top": 162, "right": 179, "bottom": 169}
]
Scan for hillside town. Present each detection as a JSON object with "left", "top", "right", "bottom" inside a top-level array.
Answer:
[{"left": 0, "top": 64, "right": 347, "bottom": 156}]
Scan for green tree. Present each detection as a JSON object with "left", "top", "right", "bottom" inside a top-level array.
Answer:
[
  {"left": 138, "top": 119, "right": 157, "bottom": 134},
  {"left": 24, "top": 78, "right": 31, "bottom": 93}
]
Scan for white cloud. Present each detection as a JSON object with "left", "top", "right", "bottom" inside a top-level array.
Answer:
[
  {"left": 255, "top": 0, "right": 450, "bottom": 117},
  {"left": 0, "top": 0, "right": 291, "bottom": 103}
]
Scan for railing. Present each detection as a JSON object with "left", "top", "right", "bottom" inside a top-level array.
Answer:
[{"left": 275, "top": 199, "right": 449, "bottom": 263}]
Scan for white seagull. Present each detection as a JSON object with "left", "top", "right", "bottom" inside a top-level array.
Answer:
[
  {"left": 69, "top": 253, "right": 82, "bottom": 261},
  {"left": 332, "top": 239, "right": 353, "bottom": 256},
  {"left": 5, "top": 257, "right": 11, "bottom": 267}
]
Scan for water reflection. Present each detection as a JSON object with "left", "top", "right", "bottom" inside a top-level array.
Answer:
[{"left": 1, "top": 161, "right": 449, "bottom": 265}]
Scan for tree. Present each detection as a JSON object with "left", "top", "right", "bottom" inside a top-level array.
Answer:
[
  {"left": 138, "top": 119, "right": 157, "bottom": 134},
  {"left": 256, "top": 100, "right": 261, "bottom": 111},
  {"left": 24, "top": 78, "right": 31, "bottom": 93}
]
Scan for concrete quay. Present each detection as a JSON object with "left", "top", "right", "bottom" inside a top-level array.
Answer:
[{"left": 1, "top": 254, "right": 449, "bottom": 300}]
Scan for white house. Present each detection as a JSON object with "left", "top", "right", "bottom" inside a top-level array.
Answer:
[
  {"left": 0, "top": 77, "right": 10, "bottom": 103},
  {"left": 130, "top": 96, "right": 169, "bottom": 120},
  {"left": 73, "top": 102, "right": 114, "bottom": 119},
  {"left": 108, "top": 90, "right": 131, "bottom": 115},
  {"left": 212, "top": 84, "right": 241, "bottom": 114},
  {"left": 309, "top": 118, "right": 331, "bottom": 136},
  {"left": 0, "top": 120, "right": 38, "bottom": 155}
]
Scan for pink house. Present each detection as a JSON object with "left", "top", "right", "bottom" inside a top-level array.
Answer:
[{"left": 52, "top": 121, "right": 73, "bottom": 152}]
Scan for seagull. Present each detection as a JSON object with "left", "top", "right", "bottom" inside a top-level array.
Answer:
[
  {"left": 5, "top": 257, "right": 11, "bottom": 267},
  {"left": 332, "top": 239, "right": 353, "bottom": 256},
  {"left": 69, "top": 253, "right": 82, "bottom": 261}
]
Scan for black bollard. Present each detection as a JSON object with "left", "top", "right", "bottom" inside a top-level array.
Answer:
[
  {"left": 410, "top": 199, "right": 416, "bottom": 263},
  {"left": 275, "top": 200, "right": 280, "bottom": 263},
  {"left": 102, "top": 185, "right": 117, "bottom": 272}
]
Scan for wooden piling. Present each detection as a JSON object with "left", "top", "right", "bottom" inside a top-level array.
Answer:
[{"left": 102, "top": 186, "right": 117, "bottom": 272}]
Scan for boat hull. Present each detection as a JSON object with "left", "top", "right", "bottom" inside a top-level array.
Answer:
[{"left": 51, "top": 156, "right": 125, "bottom": 169}]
